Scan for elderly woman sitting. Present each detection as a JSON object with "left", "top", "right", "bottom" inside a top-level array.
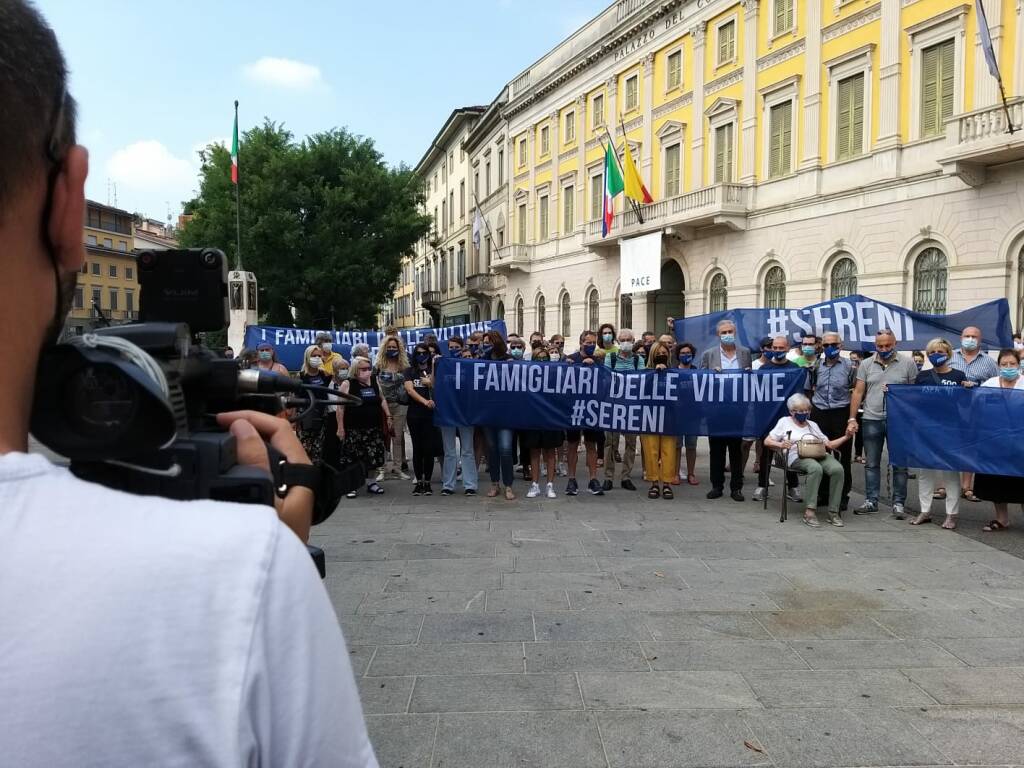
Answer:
[{"left": 764, "top": 394, "right": 851, "bottom": 528}]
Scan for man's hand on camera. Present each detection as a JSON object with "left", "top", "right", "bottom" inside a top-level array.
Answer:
[{"left": 217, "top": 411, "right": 314, "bottom": 543}]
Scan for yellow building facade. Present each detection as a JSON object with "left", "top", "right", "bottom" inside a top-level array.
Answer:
[{"left": 473, "top": 0, "right": 1024, "bottom": 341}]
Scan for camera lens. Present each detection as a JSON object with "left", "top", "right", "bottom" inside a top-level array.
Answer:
[
  {"left": 65, "top": 365, "right": 140, "bottom": 440},
  {"left": 139, "top": 251, "right": 156, "bottom": 271},
  {"left": 201, "top": 250, "right": 218, "bottom": 268}
]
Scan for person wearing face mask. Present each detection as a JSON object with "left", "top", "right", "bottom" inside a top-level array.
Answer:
[
  {"left": 524, "top": 331, "right": 545, "bottom": 360},
  {"left": 601, "top": 329, "right": 645, "bottom": 492},
  {"left": 314, "top": 332, "right": 344, "bottom": 377},
  {"left": 640, "top": 341, "right": 680, "bottom": 500},
  {"left": 846, "top": 328, "right": 918, "bottom": 518},
  {"left": 256, "top": 342, "right": 290, "bottom": 376},
  {"left": 548, "top": 334, "right": 565, "bottom": 362},
  {"left": 751, "top": 336, "right": 773, "bottom": 371},
  {"left": 752, "top": 336, "right": 802, "bottom": 504},
  {"left": 951, "top": 326, "right": 998, "bottom": 502},
  {"left": 672, "top": 342, "right": 701, "bottom": 485},
  {"left": 564, "top": 330, "right": 604, "bottom": 496},
  {"left": 373, "top": 335, "right": 411, "bottom": 481},
  {"left": 1014, "top": 332, "right": 1023, "bottom": 351},
  {"left": 700, "top": 319, "right": 753, "bottom": 501},
  {"left": 808, "top": 332, "right": 855, "bottom": 512},
  {"left": 507, "top": 337, "right": 532, "bottom": 479},
  {"left": 796, "top": 333, "right": 821, "bottom": 399},
  {"left": 598, "top": 323, "right": 618, "bottom": 357},
  {"left": 297, "top": 344, "right": 334, "bottom": 463},
  {"left": 975, "top": 349, "right": 1024, "bottom": 532},
  {"left": 403, "top": 343, "right": 441, "bottom": 496},
  {"left": 478, "top": 331, "right": 518, "bottom": 500},
  {"left": 466, "top": 331, "right": 484, "bottom": 358},
  {"left": 334, "top": 356, "right": 389, "bottom": 498},
  {"left": 911, "top": 351, "right": 925, "bottom": 371},
  {"left": 765, "top": 394, "right": 850, "bottom": 527},
  {"left": 438, "top": 336, "right": 478, "bottom": 497}
]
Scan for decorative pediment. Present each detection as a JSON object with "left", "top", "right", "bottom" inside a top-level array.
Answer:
[
  {"left": 704, "top": 97, "right": 739, "bottom": 119},
  {"left": 513, "top": 187, "right": 530, "bottom": 202},
  {"left": 656, "top": 120, "right": 686, "bottom": 141}
]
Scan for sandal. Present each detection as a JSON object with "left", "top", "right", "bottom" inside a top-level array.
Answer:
[
  {"left": 932, "top": 489, "right": 947, "bottom": 500},
  {"left": 504, "top": 486, "right": 516, "bottom": 501},
  {"left": 687, "top": 474, "right": 699, "bottom": 486},
  {"left": 941, "top": 516, "right": 957, "bottom": 530},
  {"left": 345, "top": 490, "right": 358, "bottom": 499},
  {"left": 909, "top": 514, "right": 932, "bottom": 526},
  {"left": 961, "top": 488, "right": 981, "bottom": 502},
  {"left": 648, "top": 484, "right": 661, "bottom": 499},
  {"left": 367, "top": 482, "right": 385, "bottom": 495},
  {"left": 486, "top": 483, "right": 500, "bottom": 498},
  {"left": 983, "top": 520, "right": 1009, "bottom": 532},
  {"left": 661, "top": 484, "right": 674, "bottom": 500}
]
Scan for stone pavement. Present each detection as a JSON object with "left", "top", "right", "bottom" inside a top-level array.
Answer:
[{"left": 315, "top": 464, "right": 1024, "bottom": 768}]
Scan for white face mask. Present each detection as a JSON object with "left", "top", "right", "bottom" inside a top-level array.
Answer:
[
  {"left": 309, "top": 356, "right": 323, "bottom": 369},
  {"left": 321, "top": 342, "right": 333, "bottom": 353},
  {"left": 619, "top": 340, "right": 634, "bottom": 354},
  {"left": 549, "top": 353, "right": 561, "bottom": 362}
]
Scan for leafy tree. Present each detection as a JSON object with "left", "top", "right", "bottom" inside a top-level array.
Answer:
[{"left": 180, "top": 121, "right": 430, "bottom": 327}]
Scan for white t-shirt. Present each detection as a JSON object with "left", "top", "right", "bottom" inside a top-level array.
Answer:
[
  {"left": 768, "top": 415, "right": 829, "bottom": 467},
  {"left": 0, "top": 452, "right": 377, "bottom": 768},
  {"left": 981, "top": 375, "right": 1024, "bottom": 389}
]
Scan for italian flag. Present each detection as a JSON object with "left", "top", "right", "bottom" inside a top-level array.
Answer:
[
  {"left": 230, "top": 105, "right": 239, "bottom": 185},
  {"left": 602, "top": 142, "right": 624, "bottom": 237}
]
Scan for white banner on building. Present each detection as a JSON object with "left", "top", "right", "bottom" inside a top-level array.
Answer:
[{"left": 619, "top": 231, "right": 662, "bottom": 294}]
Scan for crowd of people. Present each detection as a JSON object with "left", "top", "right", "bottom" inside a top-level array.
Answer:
[{"left": 234, "top": 322, "right": 1024, "bottom": 530}]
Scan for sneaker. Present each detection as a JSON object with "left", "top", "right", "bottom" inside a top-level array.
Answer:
[
  {"left": 854, "top": 500, "right": 878, "bottom": 515},
  {"left": 398, "top": 470, "right": 410, "bottom": 480},
  {"left": 891, "top": 503, "right": 906, "bottom": 520},
  {"left": 588, "top": 479, "right": 604, "bottom": 496},
  {"left": 527, "top": 482, "right": 541, "bottom": 498},
  {"left": 730, "top": 490, "right": 745, "bottom": 502},
  {"left": 441, "top": 488, "right": 454, "bottom": 496},
  {"left": 803, "top": 515, "right": 821, "bottom": 528},
  {"left": 706, "top": 488, "right": 724, "bottom": 499},
  {"left": 423, "top": 483, "right": 433, "bottom": 496},
  {"left": 621, "top": 479, "right": 637, "bottom": 491},
  {"left": 752, "top": 487, "right": 767, "bottom": 502},
  {"left": 828, "top": 512, "right": 845, "bottom": 527},
  {"left": 786, "top": 488, "right": 803, "bottom": 503},
  {"left": 412, "top": 482, "right": 423, "bottom": 497},
  {"left": 546, "top": 482, "right": 557, "bottom": 499},
  {"left": 375, "top": 469, "right": 385, "bottom": 483},
  {"left": 464, "top": 488, "right": 477, "bottom": 496},
  {"left": 566, "top": 478, "right": 579, "bottom": 496},
  {"left": 602, "top": 480, "right": 613, "bottom": 492}
]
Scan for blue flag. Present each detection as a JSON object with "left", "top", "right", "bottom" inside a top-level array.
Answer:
[
  {"left": 243, "top": 319, "right": 507, "bottom": 371},
  {"left": 433, "top": 358, "right": 805, "bottom": 437},
  {"left": 888, "top": 384, "right": 1024, "bottom": 476},
  {"left": 673, "top": 295, "right": 1012, "bottom": 355}
]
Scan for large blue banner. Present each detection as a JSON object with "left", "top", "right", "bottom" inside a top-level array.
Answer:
[
  {"left": 887, "top": 385, "right": 1024, "bottom": 476},
  {"left": 433, "top": 358, "right": 805, "bottom": 437},
  {"left": 673, "top": 295, "right": 1012, "bottom": 354},
  {"left": 243, "top": 320, "right": 507, "bottom": 371}
]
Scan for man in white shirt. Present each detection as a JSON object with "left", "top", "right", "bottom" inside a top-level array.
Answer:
[{"left": 0, "top": 3, "right": 376, "bottom": 765}]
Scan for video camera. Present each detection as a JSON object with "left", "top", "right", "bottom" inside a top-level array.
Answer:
[{"left": 30, "top": 248, "right": 365, "bottom": 576}]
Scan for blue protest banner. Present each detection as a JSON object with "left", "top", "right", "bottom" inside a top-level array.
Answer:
[
  {"left": 433, "top": 358, "right": 805, "bottom": 437},
  {"left": 243, "top": 319, "right": 507, "bottom": 371},
  {"left": 887, "top": 384, "right": 1024, "bottom": 476},
  {"left": 673, "top": 295, "right": 1012, "bottom": 355}
]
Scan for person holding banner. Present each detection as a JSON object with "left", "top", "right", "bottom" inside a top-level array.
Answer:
[
  {"left": 602, "top": 329, "right": 644, "bottom": 492},
  {"left": 753, "top": 336, "right": 802, "bottom": 504},
  {"left": 297, "top": 345, "right": 334, "bottom": 463},
  {"left": 976, "top": 349, "right": 1024, "bottom": 532},
  {"left": 479, "top": 331, "right": 518, "bottom": 500},
  {"left": 315, "top": 332, "right": 345, "bottom": 378},
  {"left": 810, "top": 332, "right": 856, "bottom": 512},
  {"left": 675, "top": 342, "right": 701, "bottom": 486},
  {"left": 598, "top": 323, "right": 619, "bottom": 357},
  {"left": 439, "top": 337, "right": 478, "bottom": 497},
  {"left": 565, "top": 330, "right": 605, "bottom": 496},
  {"left": 404, "top": 343, "right": 441, "bottom": 496},
  {"left": 701, "top": 319, "right": 752, "bottom": 501},
  {"left": 641, "top": 341, "right": 679, "bottom": 500},
  {"left": 334, "top": 356, "right": 389, "bottom": 498},
  {"left": 847, "top": 329, "right": 918, "bottom": 518},
  {"left": 256, "top": 342, "right": 290, "bottom": 376},
  {"left": 952, "top": 326, "right": 999, "bottom": 503},
  {"left": 374, "top": 335, "right": 411, "bottom": 482}
]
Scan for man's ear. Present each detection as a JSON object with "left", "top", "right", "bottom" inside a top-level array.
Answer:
[{"left": 46, "top": 145, "right": 89, "bottom": 273}]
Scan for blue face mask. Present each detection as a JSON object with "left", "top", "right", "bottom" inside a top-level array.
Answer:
[
  {"left": 386, "top": 348, "right": 399, "bottom": 359},
  {"left": 878, "top": 348, "right": 895, "bottom": 359},
  {"left": 582, "top": 344, "right": 596, "bottom": 356},
  {"left": 824, "top": 346, "right": 841, "bottom": 359},
  {"left": 414, "top": 352, "right": 430, "bottom": 364},
  {"left": 602, "top": 333, "right": 614, "bottom": 344},
  {"left": 802, "top": 345, "right": 817, "bottom": 357},
  {"left": 468, "top": 344, "right": 479, "bottom": 355},
  {"left": 480, "top": 344, "right": 493, "bottom": 357},
  {"left": 510, "top": 347, "right": 524, "bottom": 359},
  {"left": 793, "top": 412, "right": 810, "bottom": 423},
  {"left": 961, "top": 337, "right": 979, "bottom": 351},
  {"left": 916, "top": 362, "right": 924, "bottom": 370},
  {"left": 679, "top": 353, "right": 693, "bottom": 365},
  {"left": 768, "top": 350, "right": 786, "bottom": 361},
  {"left": 720, "top": 333, "right": 736, "bottom": 345},
  {"left": 449, "top": 347, "right": 462, "bottom": 357},
  {"left": 999, "top": 367, "right": 1020, "bottom": 381}
]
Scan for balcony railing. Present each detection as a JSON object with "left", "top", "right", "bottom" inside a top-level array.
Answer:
[
  {"left": 491, "top": 244, "right": 532, "bottom": 272},
  {"left": 616, "top": 0, "right": 648, "bottom": 22},
  {"left": 465, "top": 272, "right": 505, "bottom": 296},
  {"left": 941, "top": 98, "right": 1024, "bottom": 184},
  {"left": 421, "top": 290, "right": 442, "bottom": 309},
  {"left": 953, "top": 98, "right": 1024, "bottom": 146}
]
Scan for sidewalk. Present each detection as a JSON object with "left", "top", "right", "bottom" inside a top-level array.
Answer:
[{"left": 318, "top": 453, "right": 1024, "bottom": 768}]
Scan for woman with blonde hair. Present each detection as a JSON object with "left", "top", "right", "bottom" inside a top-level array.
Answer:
[
  {"left": 641, "top": 340, "right": 680, "bottom": 500},
  {"left": 335, "top": 355, "right": 390, "bottom": 498},
  {"left": 297, "top": 344, "right": 333, "bottom": 462},
  {"left": 374, "top": 335, "right": 411, "bottom": 481}
]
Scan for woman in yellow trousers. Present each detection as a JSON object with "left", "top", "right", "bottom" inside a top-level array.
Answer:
[{"left": 641, "top": 341, "right": 679, "bottom": 500}]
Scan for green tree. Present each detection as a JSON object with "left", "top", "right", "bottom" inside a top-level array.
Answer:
[{"left": 180, "top": 121, "right": 430, "bottom": 327}]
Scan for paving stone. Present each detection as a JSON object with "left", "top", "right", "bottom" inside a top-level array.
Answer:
[
  {"left": 754, "top": 611, "right": 896, "bottom": 640},
  {"left": 409, "top": 673, "right": 582, "bottom": 713},
  {"left": 484, "top": 589, "right": 570, "bottom": 612},
  {"left": 597, "top": 710, "right": 771, "bottom": 768},
  {"left": 673, "top": 541, "right": 776, "bottom": 560},
  {"left": 364, "top": 714, "right": 437, "bottom": 768},
  {"left": 524, "top": 641, "right": 649, "bottom": 672},
  {"left": 430, "top": 712, "right": 606, "bottom": 768},
  {"left": 642, "top": 640, "right": 808, "bottom": 671},
  {"left": 501, "top": 571, "right": 618, "bottom": 590},
  {"left": 348, "top": 645, "right": 375, "bottom": 677},
  {"left": 678, "top": 570, "right": 795, "bottom": 592},
  {"left": 389, "top": 542, "right": 497, "bottom": 560},
  {"left": 358, "top": 675, "right": 415, "bottom": 714},
  {"left": 418, "top": 613, "right": 535, "bottom": 643},
  {"left": 580, "top": 670, "right": 760, "bottom": 710},
  {"left": 936, "top": 637, "right": 1024, "bottom": 666},
  {"left": 323, "top": 585, "right": 367, "bottom": 615},
  {"left": 356, "top": 590, "right": 485, "bottom": 614},
  {"left": 568, "top": 588, "right": 780, "bottom": 612},
  {"left": 761, "top": 587, "right": 893, "bottom": 612},
  {"left": 367, "top": 643, "right": 524, "bottom": 677},
  {"left": 321, "top": 540, "right": 395, "bottom": 561},
  {"left": 496, "top": 539, "right": 589, "bottom": 557},
  {"left": 741, "top": 708, "right": 951, "bottom": 768},
  {"left": 594, "top": 556, "right": 709, "bottom": 575},
  {"left": 743, "top": 669, "right": 935, "bottom": 708},
  {"left": 510, "top": 555, "right": 601, "bottom": 572},
  {"left": 892, "top": 706, "right": 1024, "bottom": 765},
  {"left": 901, "top": 667, "right": 1024, "bottom": 704},
  {"left": 643, "top": 612, "right": 773, "bottom": 641},
  {"left": 341, "top": 613, "right": 423, "bottom": 645},
  {"left": 791, "top": 639, "right": 965, "bottom": 670},
  {"left": 869, "top": 608, "right": 1024, "bottom": 639},
  {"left": 534, "top": 611, "right": 652, "bottom": 641},
  {"left": 582, "top": 540, "right": 682, "bottom": 558}
]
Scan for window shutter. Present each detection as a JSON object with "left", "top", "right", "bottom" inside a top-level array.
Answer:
[
  {"left": 850, "top": 73, "right": 864, "bottom": 157},
  {"left": 939, "top": 39, "right": 955, "bottom": 126},
  {"left": 665, "top": 144, "right": 680, "bottom": 196},
  {"left": 774, "top": 0, "right": 786, "bottom": 35},
  {"left": 921, "top": 43, "right": 940, "bottom": 136},
  {"left": 715, "top": 126, "right": 726, "bottom": 182},
  {"left": 836, "top": 76, "right": 852, "bottom": 160},
  {"left": 780, "top": 101, "right": 792, "bottom": 174}
]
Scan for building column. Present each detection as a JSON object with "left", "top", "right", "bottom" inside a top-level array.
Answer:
[
  {"left": 876, "top": 0, "right": 902, "bottom": 149},
  {"left": 642, "top": 53, "right": 655, "bottom": 178},
  {"left": 1017, "top": 0, "right": 1024, "bottom": 97},
  {"left": 606, "top": 75, "right": 618, "bottom": 140},
  {"left": 974, "top": 0, "right": 1003, "bottom": 108},
  {"left": 800, "top": 0, "right": 823, "bottom": 169},
  {"left": 527, "top": 129, "right": 535, "bottom": 242},
  {"left": 690, "top": 22, "right": 707, "bottom": 189},
  {"left": 740, "top": 0, "right": 759, "bottom": 183},
  {"left": 549, "top": 110, "right": 560, "bottom": 239},
  {"left": 576, "top": 95, "right": 587, "bottom": 230}
]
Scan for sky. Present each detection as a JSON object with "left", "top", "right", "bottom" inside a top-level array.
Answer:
[{"left": 37, "top": 0, "right": 604, "bottom": 223}]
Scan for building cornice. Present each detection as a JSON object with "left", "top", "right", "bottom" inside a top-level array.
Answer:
[
  {"left": 821, "top": 2, "right": 881, "bottom": 42},
  {"left": 756, "top": 37, "right": 805, "bottom": 71},
  {"left": 653, "top": 91, "right": 694, "bottom": 120}
]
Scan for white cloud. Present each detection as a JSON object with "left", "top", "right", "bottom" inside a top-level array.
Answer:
[
  {"left": 243, "top": 56, "right": 324, "bottom": 90},
  {"left": 106, "top": 140, "right": 196, "bottom": 190}
]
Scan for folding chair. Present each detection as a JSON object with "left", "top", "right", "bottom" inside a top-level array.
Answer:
[{"left": 762, "top": 447, "right": 841, "bottom": 523}]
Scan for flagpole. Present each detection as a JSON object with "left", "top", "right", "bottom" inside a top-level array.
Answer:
[
  {"left": 471, "top": 191, "right": 499, "bottom": 252},
  {"left": 603, "top": 123, "right": 645, "bottom": 226},
  {"left": 234, "top": 99, "right": 243, "bottom": 271},
  {"left": 976, "top": 0, "right": 1016, "bottom": 135}
]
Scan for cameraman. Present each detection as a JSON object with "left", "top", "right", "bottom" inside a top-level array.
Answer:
[{"left": 0, "top": 3, "right": 377, "bottom": 766}]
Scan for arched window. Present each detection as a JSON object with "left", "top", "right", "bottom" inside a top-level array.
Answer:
[
  {"left": 536, "top": 294, "right": 546, "bottom": 336},
  {"left": 561, "top": 292, "right": 571, "bottom": 337},
  {"left": 709, "top": 272, "right": 728, "bottom": 312},
  {"left": 515, "top": 297, "right": 524, "bottom": 336},
  {"left": 830, "top": 256, "right": 858, "bottom": 299},
  {"left": 620, "top": 293, "right": 632, "bottom": 329},
  {"left": 587, "top": 288, "right": 600, "bottom": 330},
  {"left": 763, "top": 265, "right": 786, "bottom": 309},
  {"left": 913, "top": 246, "right": 948, "bottom": 314},
  {"left": 496, "top": 300, "right": 505, "bottom": 322}
]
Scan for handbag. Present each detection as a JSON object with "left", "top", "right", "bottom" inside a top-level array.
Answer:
[{"left": 796, "top": 434, "right": 827, "bottom": 460}]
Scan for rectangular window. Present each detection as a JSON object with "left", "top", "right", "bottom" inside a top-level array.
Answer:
[
  {"left": 74, "top": 286, "right": 83, "bottom": 309},
  {"left": 109, "top": 289, "right": 118, "bottom": 311},
  {"left": 773, "top": 0, "right": 794, "bottom": 37},
  {"left": 714, "top": 123, "right": 734, "bottom": 182},
  {"left": 592, "top": 94, "right": 604, "bottom": 128},
  {"left": 485, "top": 161, "right": 491, "bottom": 194},
  {"left": 102, "top": 238, "right": 113, "bottom": 249},
  {"left": 768, "top": 101, "right": 793, "bottom": 178},
  {"left": 625, "top": 75, "right": 639, "bottom": 112},
  {"left": 91, "top": 262, "right": 100, "bottom": 276},
  {"left": 498, "top": 149, "right": 504, "bottom": 184},
  {"left": 667, "top": 51, "right": 682, "bottom": 91},
  {"left": 86, "top": 234, "right": 97, "bottom": 246},
  {"left": 91, "top": 287, "right": 101, "bottom": 308},
  {"left": 81, "top": 262, "right": 88, "bottom": 274},
  {"left": 664, "top": 144, "right": 681, "bottom": 196},
  {"left": 564, "top": 111, "right": 575, "bottom": 143},
  {"left": 459, "top": 181, "right": 465, "bottom": 218},
  {"left": 441, "top": 200, "right": 447, "bottom": 233},
  {"left": 836, "top": 72, "right": 865, "bottom": 160},
  {"left": 717, "top": 20, "right": 736, "bottom": 65},
  {"left": 517, "top": 203, "right": 527, "bottom": 243},
  {"left": 518, "top": 138, "right": 527, "bottom": 167},
  {"left": 590, "top": 174, "right": 603, "bottom": 220},
  {"left": 117, "top": 241, "right": 127, "bottom": 252},
  {"left": 497, "top": 227, "right": 505, "bottom": 247},
  {"left": 540, "top": 125, "right": 550, "bottom": 156},
  {"left": 563, "top": 185, "right": 575, "bottom": 231},
  {"left": 126, "top": 267, "right": 134, "bottom": 280},
  {"left": 539, "top": 194, "right": 549, "bottom": 240},
  {"left": 921, "top": 38, "right": 955, "bottom": 138},
  {"left": 109, "top": 264, "right": 117, "bottom": 278},
  {"left": 474, "top": 172, "right": 479, "bottom": 203},
  {"left": 449, "top": 190, "right": 454, "bottom": 224}
]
